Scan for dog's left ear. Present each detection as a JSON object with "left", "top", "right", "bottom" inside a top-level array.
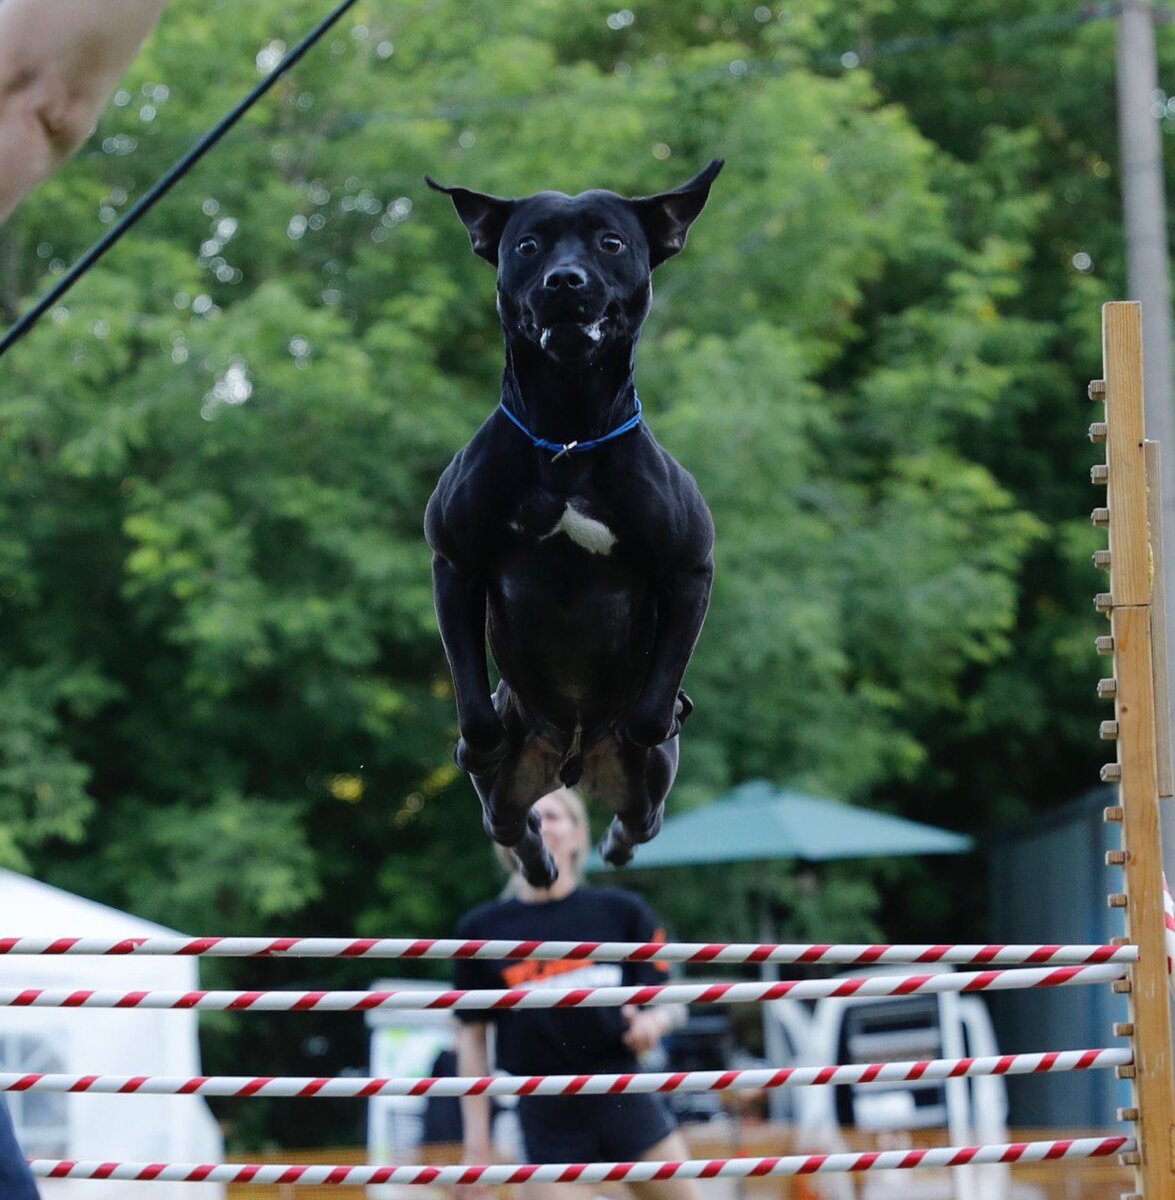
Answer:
[
  {"left": 425, "top": 176, "right": 514, "bottom": 266},
  {"left": 632, "top": 159, "right": 724, "bottom": 269}
]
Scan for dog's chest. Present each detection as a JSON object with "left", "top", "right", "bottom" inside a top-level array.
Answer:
[{"left": 507, "top": 491, "right": 618, "bottom": 556}]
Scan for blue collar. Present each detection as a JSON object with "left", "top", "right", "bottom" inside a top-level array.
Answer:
[{"left": 498, "top": 394, "right": 643, "bottom": 461}]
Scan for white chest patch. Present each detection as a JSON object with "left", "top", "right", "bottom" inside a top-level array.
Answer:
[{"left": 542, "top": 502, "right": 618, "bottom": 555}]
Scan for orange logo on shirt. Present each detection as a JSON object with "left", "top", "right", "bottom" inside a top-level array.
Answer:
[
  {"left": 502, "top": 958, "right": 593, "bottom": 987},
  {"left": 501, "top": 928, "right": 670, "bottom": 986},
  {"left": 650, "top": 927, "right": 670, "bottom": 973}
]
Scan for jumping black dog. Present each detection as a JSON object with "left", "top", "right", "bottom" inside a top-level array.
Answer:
[{"left": 424, "top": 162, "right": 721, "bottom": 886}]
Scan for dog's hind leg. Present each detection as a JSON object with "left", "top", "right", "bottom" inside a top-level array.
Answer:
[
  {"left": 585, "top": 727, "right": 680, "bottom": 868},
  {"left": 467, "top": 761, "right": 561, "bottom": 887},
  {"left": 465, "top": 690, "right": 565, "bottom": 887}
]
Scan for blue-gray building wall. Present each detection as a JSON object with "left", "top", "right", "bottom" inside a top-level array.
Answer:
[{"left": 988, "top": 787, "right": 1130, "bottom": 1127}]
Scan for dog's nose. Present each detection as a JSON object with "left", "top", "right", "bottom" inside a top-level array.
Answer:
[{"left": 543, "top": 265, "right": 588, "bottom": 291}]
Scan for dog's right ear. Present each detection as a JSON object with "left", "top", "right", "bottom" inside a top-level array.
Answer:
[
  {"left": 425, "top": 177, "right": 514, "bottom": 266},
  {"left": 632, "top": 159, "right": 724, "bottom": 269}
]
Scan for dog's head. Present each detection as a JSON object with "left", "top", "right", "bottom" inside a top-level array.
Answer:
[{"left": 426, "top": 161, "right": 723, "bottom": 365}]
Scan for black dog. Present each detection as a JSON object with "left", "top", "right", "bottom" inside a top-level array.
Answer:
[{"left": 424, "top": 162, "right": 721, "bottom": 886}]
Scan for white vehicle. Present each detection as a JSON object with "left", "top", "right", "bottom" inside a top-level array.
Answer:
[{"left": 766, "top": 965, "right": 1042, "bottom": 1200}]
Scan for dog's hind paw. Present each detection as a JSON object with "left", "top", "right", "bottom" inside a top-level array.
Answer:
[
  {"left": 598, "top": 824, "right": 636, "bottom": 869},
  {"left": 525, "top": 859, "right": 559, "bottom": 889},
  {"left": 516, "top": 847, "right": 559, "bottom": 889}
]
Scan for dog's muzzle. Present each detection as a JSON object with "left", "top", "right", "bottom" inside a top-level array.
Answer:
[
  {"left": 539, "top": 318, "right": 606, "bottom": 352},
  {"left": 525, "top": 289, "right": 623, "bottom": 359}
]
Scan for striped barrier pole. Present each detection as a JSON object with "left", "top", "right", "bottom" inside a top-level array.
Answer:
[
  {"left": 0, "top": 962, "right": 1128, "bottom": 1013},
  {"left": 28, "top": 1137, "right": 1134, "bottom": 1185},
  {"left": 0, "top": 1047, "right": 1133, "bottom": 1099},
  {"left": 0, "top": 935, "right": 1141, "bottom": 966}
]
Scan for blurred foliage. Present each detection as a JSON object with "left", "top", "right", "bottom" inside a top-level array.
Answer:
[{"left": 0, "top": 0, "right": 1157, "bottom": 1148}]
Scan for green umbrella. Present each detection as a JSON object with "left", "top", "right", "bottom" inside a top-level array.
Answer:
[{"left": 588, "top": 779, "right": 971, "bottom": 871}]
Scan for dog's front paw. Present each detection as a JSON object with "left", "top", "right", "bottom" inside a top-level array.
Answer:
[
  {"left": 621, "top": 691, "right": 693, "bottom": 750},
  {"left": 622, "top": 720, "right": 670, "bottom": 750},
  {"left": 454, "top": 715, "right": 510, "bottom": 776},
  {"left": 455, "top": 734, "right": 509, "bottom": 776},
  {"left": 621, "top": 709, "right": 677, "bottom": 749}
]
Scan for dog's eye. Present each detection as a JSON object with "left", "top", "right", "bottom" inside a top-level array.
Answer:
[
  {"left": 516, "top": 237, "right": 540, "bottom": 256},
  {"left": 600, "top": 234, "right": 625, "bottom": 254}
]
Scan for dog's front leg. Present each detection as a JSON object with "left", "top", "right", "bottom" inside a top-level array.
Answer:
[
  {"left": 622, "top": 558, "right": 714, "bottom": 749},
  {"left": 432, "top": 553, "right": 509, "bottom": 773}
]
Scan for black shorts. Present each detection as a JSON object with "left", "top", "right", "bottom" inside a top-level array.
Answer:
[{"left": 517, "top": 1092, "right": 678, "bottom": 1164}]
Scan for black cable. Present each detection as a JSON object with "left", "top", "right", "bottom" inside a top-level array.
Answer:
[{"left": 0, "top": 0, "right": 361, "bottom": 362}]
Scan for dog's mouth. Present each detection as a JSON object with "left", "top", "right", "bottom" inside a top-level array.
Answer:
[
  {"left": 528, "top": 302, "right": 623, "bottom": 358},
  {"left": 538, "top": 318, "right": 607, "bottom": 351}
]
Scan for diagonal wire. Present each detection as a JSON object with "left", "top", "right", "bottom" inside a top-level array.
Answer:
[{"left": 0, "top": 0, "right": 362, "bottom": 362}]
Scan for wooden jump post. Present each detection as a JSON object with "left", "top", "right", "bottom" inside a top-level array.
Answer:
[{"left": 1093, "top": 300, "right": 1175, "bottom": 1200}]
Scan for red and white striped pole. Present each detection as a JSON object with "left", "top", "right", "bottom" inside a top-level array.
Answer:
[
  {"left": 0, "top": 962, "right": 1128, "bottom": 1014},
  {"left": 0, "top": 1047, "right": 1131, "bottom": 1099},
  {"left": 0, "top": 934, "right": 1140, "bottom": 965},
  {"left": 27, "top": 1137, "right": 1134, "bottom": 1186}
]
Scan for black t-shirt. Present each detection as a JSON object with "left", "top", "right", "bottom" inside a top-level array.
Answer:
[{"left": 453, "top": 887, "right": 669, "bottom": 1076}]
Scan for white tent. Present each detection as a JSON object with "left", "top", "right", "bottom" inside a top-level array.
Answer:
[{"left": 0, "top": 869, "right": 225, "bottom": 1199}]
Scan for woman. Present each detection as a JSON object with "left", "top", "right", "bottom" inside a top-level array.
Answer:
[{"left": 453, "top": 786, "right": 699, "bottom": 1200}]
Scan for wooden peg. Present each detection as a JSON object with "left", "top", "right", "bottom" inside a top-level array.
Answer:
[
  {"left": 1120, "top": 1151, "right": 1142, "bottom": 1166},
  {"left": 1101, "top": 720, "right": 1120, "bottom": 739},
  {"left": 1113, "top": 977, "right": 1133, "bottom": 991},
  {"left": 1104, "top": 804, "right": 1124, "bottom": 821},
  {"left": 1098, "top": 678, "right": 1118, "bottom": 698},
  {"left": 1092, "top": 506, "right": 1110, "bottom": 527},
  {"left": 1092, "top": 463, "right": 1110, "bottom": 484},
  {"left": 1121, "top": 1193, "right": 1144, "bottom": 1200},
  {"left": 1106, "top": 850, "right": 1127, "bottom": 866},
  {"left": 1118, "top": 1063, "right": 1137, "bottom": 1078},
  {"left": 1089, "top": 379, "right": 1107, "bottom": 400},
  {"left": 1111, "top": 935, "right": 1130, "bottom": 946},
  {"left": 1114, "top": 1022, "right": 1135, "bottom": 1036},
  {"left": 1090, "top": 422, "right": 1109, "bottom": 443},
  {"left": 1117, "top": 1106, "right": 1140, "bottom": 1122},
  {"left": 1101, "top": 764, "right": 1122, "bottom": 782},
  {"left": 1094, "top": 549, "right": 1112, "bottom": 569},
  {"left": 1095, "top": 593, "right": 1113, "bottom": 612},
  {"left": 1108, "top": 893, "right": 1128, "bottom": 908}
]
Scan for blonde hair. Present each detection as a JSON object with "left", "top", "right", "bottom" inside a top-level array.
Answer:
[{"left": 495, "top": 787, "right": 591, "bottom": 893}]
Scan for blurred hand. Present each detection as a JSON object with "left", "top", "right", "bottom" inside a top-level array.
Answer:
[{"left": 622, "top": 1004, "right": 666, "bottom": 1055}]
